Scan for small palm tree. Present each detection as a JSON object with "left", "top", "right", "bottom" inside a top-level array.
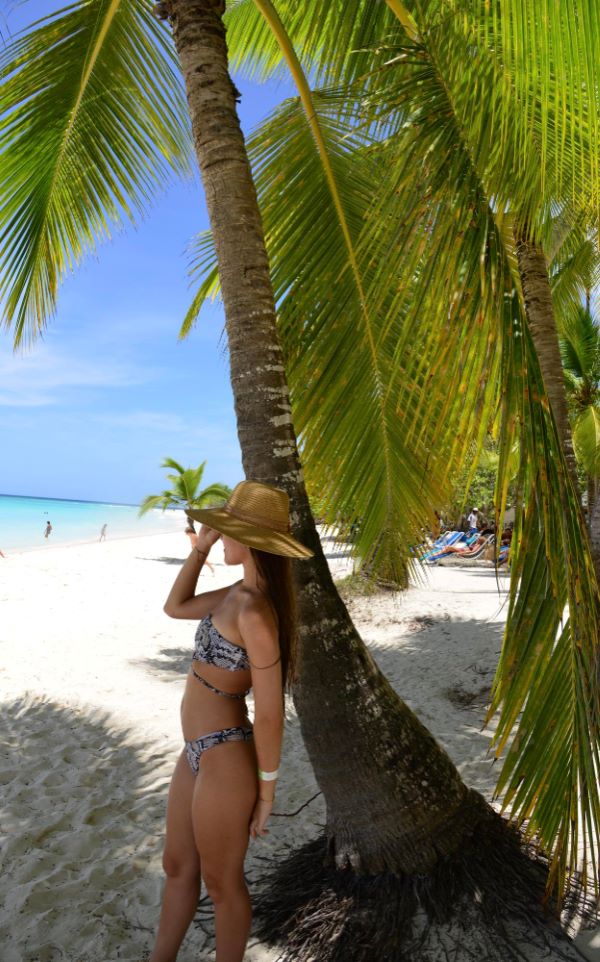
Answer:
[
  {"left": 560, "top": 306, "right": 600, "bottom": 523},
  {"left": 139, "top": 458, "right": 231, "bottom": 531}
]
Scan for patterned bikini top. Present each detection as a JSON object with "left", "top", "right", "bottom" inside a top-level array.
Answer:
[{"left": 193, "top": 614, "right": 250, "bottom": 672}]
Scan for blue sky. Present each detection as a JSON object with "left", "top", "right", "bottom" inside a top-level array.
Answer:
[{"left": 0, "top": 2, "right": 294, "bottom": 504}]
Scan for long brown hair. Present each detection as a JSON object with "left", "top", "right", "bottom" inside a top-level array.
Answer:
[{"left": 250, "top": 548, "right": 297, "bottom": 692}]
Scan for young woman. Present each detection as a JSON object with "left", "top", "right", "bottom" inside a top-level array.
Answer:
[{"left": 148, "top": 480, "right": 312, "bottom": 962}]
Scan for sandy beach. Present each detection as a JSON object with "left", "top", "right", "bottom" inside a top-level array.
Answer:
[{"left": 0, "top": 532, "right": 597, "bottom": 961}]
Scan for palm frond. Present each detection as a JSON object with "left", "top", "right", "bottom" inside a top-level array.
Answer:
[
  {"left": 161, "top": 456, "right": 188, "bottom": 475},
  {"left": 350, "top": 23, "right": 600, "bottom": 900},
  {"left": 180, "top": 231, "right": 221, "bottom": 337},
  {"left": 141, "top": 460, "right": 229, "bottom": 516},
  {"left": 559, "top": 306, "right": 600, "bottom": 393},
  {"left": 225, "top": 0, "right": 398, "bottom": 86},
  {"left": 489, "top": 293, "right": 600, "bottom": 899},
  {"left": 573, "top": 407, "right": 600, "bottom": 478},
  {"left": 138, "top": 493, "right": 173, "bottom": 515},
  {"left": 472, "top": 0, "right": 600, "bottom": 209},
  {"left": 551, "top": 230, "right": 599, "bottom": 332},
  {"left": 196, "top": 482, "right": 231, "bottom": 506},
  {"left": 0, "top": 0, "right": 193, "bottom": 345},
  {"left": 185, "top": 93, "right": 448, "bottom": 581}
]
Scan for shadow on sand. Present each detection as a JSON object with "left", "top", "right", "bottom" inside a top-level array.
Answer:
[{"left": 0, "top": 696, "right": 189, "bottom": 961}]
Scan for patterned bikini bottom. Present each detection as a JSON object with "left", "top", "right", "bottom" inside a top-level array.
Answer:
[{"left": 184, "top": 725, "right": 254, "bottom": 775}]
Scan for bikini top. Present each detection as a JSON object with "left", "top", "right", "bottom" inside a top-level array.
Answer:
[{"left": 193, "top": 614, "right": 251, "bottom": 672}]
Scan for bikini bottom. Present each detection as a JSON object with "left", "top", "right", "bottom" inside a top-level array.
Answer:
[{"left": 184, "top": 726, "right": 253, "bottom": 775}]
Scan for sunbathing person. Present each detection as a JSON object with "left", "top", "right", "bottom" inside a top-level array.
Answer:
[{"left": 436, "top": 528, "right": 494, "bottom": 557}]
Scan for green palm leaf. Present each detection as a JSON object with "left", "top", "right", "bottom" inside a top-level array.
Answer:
[
  {"left": 139, "top": 459, "right": 230, "bottom": 517},
  {"left": 490, "top": 295, "right": 600, "bottom": 895},
  {"left": 573, "top": 407, "right": 600, "bottom": 479},
  {"left": 0, "top": 0, "right": 193, "bottom": 345},
  {"left": 184, "top": 94, "right": 448, "bottom": 580},
  {"left": 225, "top": 0, "right": 397, "bottom": 86},
  {"left": 550, "top": 225, "right": 599, "bottom": 332},
  {"left": 227, "top": 0, "right": 600, "bottom": 218},
  {"left": 343, "top": 7, "right": 600, "bottom": 899},
  {"left": 474, "top": 0, "right": 600, "bottom": 208}
]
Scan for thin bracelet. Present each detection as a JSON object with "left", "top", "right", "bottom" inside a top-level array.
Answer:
[
  {"left": 259, "top": 796, "right": 274, "bottom": 803},
  {"left": 194, "top": 547, "right": 208, "bottom": 559},
  {"left": 258, "top": 768, "right": 279, "bottom": 781}
]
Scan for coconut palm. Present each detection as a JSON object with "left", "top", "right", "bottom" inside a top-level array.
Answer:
[
  {"left": 139, "top": 457, "right": 231, "bottom": 530},
  {"left": 193, "top": 0, "right": 600, "bottom": 900},
  {"left": 559, "top": 307, "right": 600, "bottom": 523},
  {"left": 0, "top": 1, "right": 598, "bottom": 958}
]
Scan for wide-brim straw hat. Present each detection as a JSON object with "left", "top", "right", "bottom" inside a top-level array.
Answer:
[{"left": 187, "top": 480, "right": 314, "bottom": 559}]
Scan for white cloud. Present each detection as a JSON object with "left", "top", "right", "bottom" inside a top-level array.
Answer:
[
  {"left": 93, "top": 410, "right": 190, "bottom": 433},
  {"left": 0, "top": 341, "right": 154, "bottom": 407}
]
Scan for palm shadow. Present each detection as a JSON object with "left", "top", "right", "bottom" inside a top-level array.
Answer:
[
  {"left": 135, "top": 555, "right": 186, "bottom": 565},
  {"left": 140, "top": 646, "right": 191, "bottom": 679},
  {"left": 365, "top": 614, "right": 505, "bottom": 798},
  {"left": 0, "top": 695, "right": 210, "bottom": 962}
]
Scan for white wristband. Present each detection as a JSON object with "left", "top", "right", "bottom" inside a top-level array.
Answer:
[{"left": 258, "top": 768, "right": 279, "bottom": 781}]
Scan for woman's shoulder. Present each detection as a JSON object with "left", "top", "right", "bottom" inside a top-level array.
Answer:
[
  {"left": 236, "top": 585, "right": 272, "bottom": 617},
  {"left": 237, "top": 588, "right": 278, "bottom": 643}
]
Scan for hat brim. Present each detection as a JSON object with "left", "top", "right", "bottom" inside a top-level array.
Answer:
[{"left": 186, "top": 506, "right": 314, "bottom": 559}]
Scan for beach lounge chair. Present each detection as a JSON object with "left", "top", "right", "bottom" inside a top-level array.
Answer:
[
  {"left": 423, "top": 531, "right": 479, "bottom": 564},
  {"left": 437, "top": 535, "right": 496, "bottom": 566}
]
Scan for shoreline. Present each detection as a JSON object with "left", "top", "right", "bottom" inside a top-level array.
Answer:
[{"left": 1, "top": 523, "right": 186, "bottom": 557}]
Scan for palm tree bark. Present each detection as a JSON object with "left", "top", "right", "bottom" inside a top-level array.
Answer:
[
  {"left": 514, "top": 228, "right": 600, "bottom": 581},
  {"left": 159, "top": 0, "right": 484, "bottom": 874},
  {"left": 587, "top": 477, "right": 596, "bottom": 531},
  {"left": 514, "top": 228, "right": 579, "bottom": 488}
]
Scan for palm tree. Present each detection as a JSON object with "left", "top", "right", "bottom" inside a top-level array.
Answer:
[
  {"left": 0, "top": 1, "right": 598, "bottom": 958},
  {"left": 139, "top": 457, "right": 231, "bottom": 530},
  {"left": 196, "top": 0, "right": 600, "bottom": 898},
  {"left": 559, "top": 307, "right": 600, "bottom": 524}
]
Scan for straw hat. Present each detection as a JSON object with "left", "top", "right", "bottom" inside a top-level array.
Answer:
[{"left": 187, "top": 480, "right": 314, "bottom": 559}]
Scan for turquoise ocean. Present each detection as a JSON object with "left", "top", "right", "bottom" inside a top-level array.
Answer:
[{"left": 0, "top": 494, "right": 184, "bottom": 552}]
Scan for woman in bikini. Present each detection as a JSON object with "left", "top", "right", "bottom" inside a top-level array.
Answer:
[{"left": 148, "top": 480, "right": 312, "bottom": 962}]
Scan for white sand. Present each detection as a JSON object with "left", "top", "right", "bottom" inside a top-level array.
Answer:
[{"left": 0, "top": 533, "right": 596, "bottom": 961}]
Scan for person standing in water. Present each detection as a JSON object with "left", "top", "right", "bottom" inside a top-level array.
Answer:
[
  {"left": 147, "top": 481, "right": 313, "bottom": 962},
  {"left": 99, "top": 524, "right": 107, "bottom": 542},
  {"left": 44, "top": 521, "right": 52, "bottom": 539}
]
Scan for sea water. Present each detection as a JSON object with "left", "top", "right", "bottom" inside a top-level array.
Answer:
[{"left": 0, "top": 494, "right": 184, "bottom": 552}]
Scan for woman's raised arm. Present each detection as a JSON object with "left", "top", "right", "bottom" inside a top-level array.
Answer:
[{"left": 163, "top": 526, "right": 228, "bottom": 620}]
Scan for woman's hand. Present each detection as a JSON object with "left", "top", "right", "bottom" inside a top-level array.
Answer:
[
  {"left": 249, "top": 798, "right": 273, "bottom": 840},
  {"left": 193, "top": 525, "right": 220, "bottom": 554}
]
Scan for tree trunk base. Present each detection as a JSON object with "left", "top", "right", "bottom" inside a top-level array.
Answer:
[{"left": 254, "top": 808, "right": 595, "bottom": 962}]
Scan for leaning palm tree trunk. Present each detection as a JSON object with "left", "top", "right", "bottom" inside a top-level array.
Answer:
[
  {"left": 514, "top": 229, "right": 600, "bottom": 580},
  {"left": 514, "top": 228, "right": 579, "bottom": 487},
  {"left": 161, "top": 0, "right": 475, "bottom": 867},
  {"left": 156, "top": 2, "right": 589, "bottom": 958},
  {"left": 590, "top": 492, "right": 600, "bottom": 570},
  {"left": 587, "top": 477, "right": 596, "bottom": 530}
]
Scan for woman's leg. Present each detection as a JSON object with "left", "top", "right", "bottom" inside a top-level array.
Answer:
[
  {"left": 149, "top": 751, "right": 201, "bottom": 962},
  {"left": 193, "top": 740, "right": 257, "bottom": 962}
]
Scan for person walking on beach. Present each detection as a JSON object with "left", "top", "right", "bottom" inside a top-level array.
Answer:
[
  {"left": 44, "top": 521, "right": 52, "bottom": 539},
  {"left": 148, "top": 481, "right": 313, "bottom": 962},
  {"left": 99, "top": 523, "right": 107, "bottom": 542}
]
